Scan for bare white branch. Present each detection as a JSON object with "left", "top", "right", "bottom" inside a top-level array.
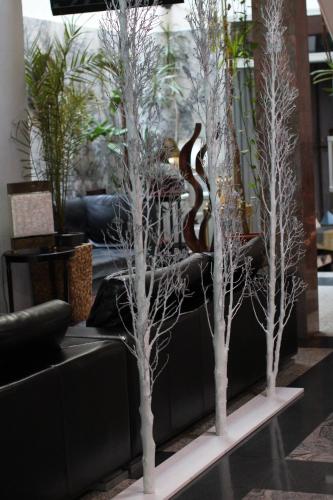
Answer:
[
  {"left": 188, "top": 0, "right": 251, "bottom": 437},
  {"left": 250, "top": 0, "right": 306, "bottom": 398},
  {"left": 100, "top": 1, "right": 186, "bottom": 493}
]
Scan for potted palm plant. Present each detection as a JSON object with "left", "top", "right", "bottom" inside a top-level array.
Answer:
[{"left": 17, "top": 20, "right": 98, "bottom": 243}]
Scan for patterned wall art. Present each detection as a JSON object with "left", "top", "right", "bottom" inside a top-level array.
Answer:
[{"left": 9, "top": 191, "right": 55, "bottom": 238}]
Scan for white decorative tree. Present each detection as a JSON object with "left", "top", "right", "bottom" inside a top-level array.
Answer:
[
  {"left": 100, "top": 0, "right": 186, "bottom": 493},
  {"left": 251, "top": 0, "right": 306, "bottom": 398},
  {"left": 187, "top": 0, "right": 250, "bottom": 437}
]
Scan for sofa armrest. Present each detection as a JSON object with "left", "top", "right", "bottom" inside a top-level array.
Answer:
[{"left": 0, "top": 300, "right": 71, "bottom": 354}]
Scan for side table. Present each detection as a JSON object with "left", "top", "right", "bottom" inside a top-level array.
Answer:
[{"left": 3, "top": 247, "right": 75, "bottom": 312}]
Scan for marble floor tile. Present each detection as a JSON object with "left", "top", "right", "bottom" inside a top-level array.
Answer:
[
  {"left": 288, "top": 413, "right": 333, "bottom": 463},
  {"left": 243, "top": 489, "right": 333, "bottom": 499},
  {"left": 294, "top": 348, "right": 333, "bottom": 366},
  {"left": 82, "top": 480, "right": 135, "bottom": 500},
  {"left": 81, "top": 349, "right": 333, "bottom": 499},
  {"left": 161, "top": 348, "right": 333, "bottom": 454},
  {"left": 175, "top": 353, "right": 333, "bottom": 500}
]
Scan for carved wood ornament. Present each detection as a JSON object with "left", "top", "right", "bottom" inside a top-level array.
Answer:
[{"left": 179, "top": 123, "right": 211, "bottom": 252}]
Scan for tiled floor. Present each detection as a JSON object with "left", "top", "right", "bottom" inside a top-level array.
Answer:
[
  {"left": 243, "top": 490, "right": 333, "bottom": 499},
  {"left": 81, "top": 346, "right": 333, "bottom": 499},
  {"left": 287, "top": 412, "right": 333, "bottom": 463},
  {"left": 174, "top": 349, "right": 333, "bottom": 500}
]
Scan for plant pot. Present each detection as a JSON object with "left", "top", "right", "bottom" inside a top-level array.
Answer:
[{"left": 55, "top": 232, "right": 85, "bottom": 248}]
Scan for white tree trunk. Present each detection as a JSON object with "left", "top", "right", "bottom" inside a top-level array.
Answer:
[
  {"left": 138, "top": 360, "right": 156, "bottom": 494},
  {"left": 266, "top": 334, "right": 276, "bottom": 398},
  {"left": 265, "top": 28, "right": 278, "bottom": 398},
  {"left": 266, "top": 194, "right": 277, "bottom": 398},
  {"left": 214, "top": 337, "right": 228, "bottom": 436},
  {"left": 213, "top": 201, "right": 228, "bottom": 436}
]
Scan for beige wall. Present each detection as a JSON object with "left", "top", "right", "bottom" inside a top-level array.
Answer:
[{"left": 0, "top": 0, "right": 32, "bottom": 312}]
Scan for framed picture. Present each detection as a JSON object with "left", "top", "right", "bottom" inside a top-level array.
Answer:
[{"left": 7, "top": 181, "right": 55, "bottom": 238}]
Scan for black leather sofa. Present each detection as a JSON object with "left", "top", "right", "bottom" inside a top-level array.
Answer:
[
  {"left": 0, "top": 301, "right": 131, "bottom": 500},
  {"left": 3, "top": 241, "right": 298, "bottom": 499},
  {"left": 64, "top": 194, "right": 134, "bottom": 289},
  {"left": 84, "top": 240, "right": 298, "bottom": 460}
]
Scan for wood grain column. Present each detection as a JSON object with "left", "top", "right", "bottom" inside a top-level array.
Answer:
[{"left": 252, "top": 0, "right": 319, "bottom": 339}]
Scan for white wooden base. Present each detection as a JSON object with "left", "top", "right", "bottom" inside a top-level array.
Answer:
[{"left": 115, "top": 387, "right": 304, "bottom": 499}]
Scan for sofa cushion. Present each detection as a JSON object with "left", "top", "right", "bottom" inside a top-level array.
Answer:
[
  {"left": 87, "top": 253, "right": 212, "bottom": 329},
  {"left": 85, "top": 194, "right": 130, "bottom": 245},
  {"left": 0, "top": 300, "right": 71, "bottom": 354},
  {"left": 64, "top": 197, "right": 88, "bottom": 235},
  {"left": 92, "top": 247, "right": 135, "bottom": 280},
  {"left": 243, "top": 235, "right": 265, "bottom": 274}
]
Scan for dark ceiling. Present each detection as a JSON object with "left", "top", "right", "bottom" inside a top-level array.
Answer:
[{"left": 50, "top": 0, "right": 184, "bottom": 15}]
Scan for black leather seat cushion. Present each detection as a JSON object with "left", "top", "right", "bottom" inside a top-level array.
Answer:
[
  {"left": 0, "top": 300, "right": 71, "bottom": 355},
  {"left": 244, "top": 235, "right": 266, "bottom": 274},
  {"left": 92, "top": 247, "right": 135, "bottom": 280},
  {"left": 85, "top": 194, "right": 130, "bottom": 245},
  {"left": 207, "top": 235, "right": 265, "bottom": 275},
  {"left": 63, "top": 195, "right": 146, "bottom": 283},
  {"left": 87, "top": 253, "right": 212, "bottom": 329},
  {"left": 64, "top": 197, "right": 88, "bottom": 234}
]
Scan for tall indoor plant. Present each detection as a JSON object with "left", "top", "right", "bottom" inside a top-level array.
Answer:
[{"left": 19, "top": 20, "right": 97, "bottom": 233}]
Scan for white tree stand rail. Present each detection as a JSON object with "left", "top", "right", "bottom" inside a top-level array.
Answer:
[{"left": 115, "top": 387, "right": 303, "bottom": 499}]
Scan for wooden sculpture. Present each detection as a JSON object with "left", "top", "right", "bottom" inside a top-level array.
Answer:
[{"left": 179, "top": 123, "right": 211, "bottom": 252}]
